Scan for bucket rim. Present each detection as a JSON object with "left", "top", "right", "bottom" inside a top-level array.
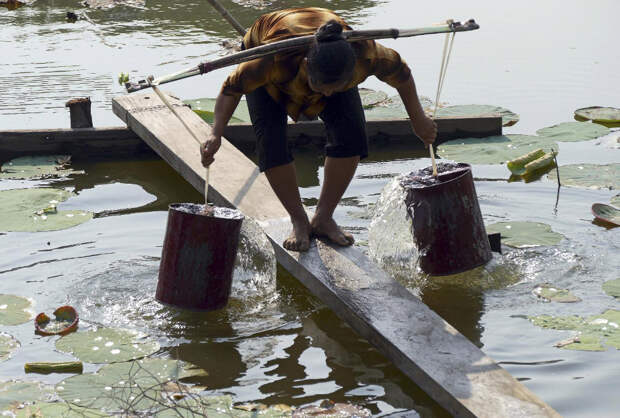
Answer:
[
  {"left": 402, "top": 162, "right": 472, "bottom": 191},
  {"left": 168, "top": 202, "right": 244, "bottom": 221}
]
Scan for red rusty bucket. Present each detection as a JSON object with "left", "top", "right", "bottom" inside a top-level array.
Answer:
[
  {"left": 156, "top": 203, "right": 244, "bottom": 311},
  {"left": 402, "top": 162, "right": 492, "bottom": 276}
]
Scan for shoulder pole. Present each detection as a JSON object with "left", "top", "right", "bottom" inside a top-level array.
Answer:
[{"left": 125, "top": 20, "right": 479, "bottom": 92}]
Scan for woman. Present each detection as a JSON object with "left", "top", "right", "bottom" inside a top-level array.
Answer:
[{"left": 201, "top": 7, "right": 436, "bottom": 252}]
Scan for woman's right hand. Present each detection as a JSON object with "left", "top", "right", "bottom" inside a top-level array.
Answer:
[{"left": 201, "top": 133, "right": 221, "bottom": 167}]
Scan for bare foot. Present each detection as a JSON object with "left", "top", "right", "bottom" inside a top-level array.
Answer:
[
  {"left": 310, "top": 217, "right": 354, "bottom": 246},
  {"left": 283, "top": 218, "right": 311, "bottom": 252}
]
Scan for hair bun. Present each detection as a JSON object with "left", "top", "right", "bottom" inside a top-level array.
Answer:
[{"left": 315, "top": 20, "right": 344, "bottom": 43}]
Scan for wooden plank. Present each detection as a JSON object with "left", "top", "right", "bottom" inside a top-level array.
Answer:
[
  {"left": 0, "top": 114, "right": 501, "bottom": 161},
  {"left": 113, "top": 91, "right": 557, "bottom": 417},
  {"left": 223, "top": 116, "right": 502, "bottom": 149},
  {"left": 0, "top": 127, "right": 153, "bottom": 160}
]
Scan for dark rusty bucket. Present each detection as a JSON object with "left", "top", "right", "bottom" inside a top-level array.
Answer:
[
  {"left": 403, "top": 162, "right": 492, "bottom": 276},
  {"left": 156, "top": 203, "right": 244, "bottom": 311}
]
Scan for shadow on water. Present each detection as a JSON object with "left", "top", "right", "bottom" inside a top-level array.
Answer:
[
  {"left": 161, "top": 265, "right": 450, "bottom": 416},
  {"left": 57, "top": 156, "right": 204, "bottom": 214}
]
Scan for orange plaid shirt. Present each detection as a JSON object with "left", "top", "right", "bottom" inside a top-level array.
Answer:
[{"left": 221, "top": 7, "right": 411, "bottom": 121}]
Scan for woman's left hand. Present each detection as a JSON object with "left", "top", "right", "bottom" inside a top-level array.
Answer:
[{"left": 411, "top": 115, "right": 437, "bottom": 147}]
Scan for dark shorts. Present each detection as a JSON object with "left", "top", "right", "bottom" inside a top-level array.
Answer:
[{"left": 246, "top": 86, "right": 369, "bottom": 172}]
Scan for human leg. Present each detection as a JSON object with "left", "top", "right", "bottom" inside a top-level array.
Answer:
[
  {"left": 313, "top": 87, "right": 368, "bottom": 246},
  {"left": 246, "top": 86, "right": 310, "bottom": 251}
]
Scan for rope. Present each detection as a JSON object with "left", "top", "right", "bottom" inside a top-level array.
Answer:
[
  {"left": 429, "top": 27, "right": 456, "bottom": 176},
  {"left": 151, "top": 84, "right": 210, "bottom": 207}
]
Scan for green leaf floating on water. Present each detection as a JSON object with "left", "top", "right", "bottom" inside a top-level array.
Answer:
[
  {"left": 611, "top": 195, "right": 620, "bottom": 207},
  {"left": 602, "top": 278, "right": 620, "bottom": 299},
  {"left": 536, "top": 121, "right": 609, "bottom": 143},
  {"left": 56, "top": 358, "right": 207, "bottom": 412},
  {"left": 436, "top": 135, "right": 553, "bottom": 165},
  {"left": 547, "top": 164, "right": 619, "bottom": 190},
  {"left": 359, "top": 88, "right": 388, "bottom": 108},
  {"left": 529, "top": 310, "right": 620, "bottom": 351},
  {"left": 0, "top": 294, "right": 33, "bottom": 326},
  {"left": 55, "top": 328, "right": 160, "bottom": 364},
  {"left": 363, "top": 95, "right": 433, "bottom": 120},
  {"left": 184, "top": 98, "right": 250, "bottom": 124},
  {"left": 0, "top": 188, "right": 93, "bottom": 232},
  {"left": 9, "top": 402, "right": 109, "bottom": 417},
  {"left": 0, "top": 381, "right": 55, "bottom": 410},
  {"left": 574, "top": 106, "right": 620, "bottom": 124},
  {"left": 435, "top": 104, "right": 519, "bottom": 127},
  {"left": 485, "top": 221, "right": 564, "bottom": 248},
  {"left": 0, "top": 333, "right": 20, "bottom": 363},
  {"left": 533, "top": 284, "right": 581, "bottom": 303},
  {"left": 0, "top": 155, "right": 82, "bottom": 180}
]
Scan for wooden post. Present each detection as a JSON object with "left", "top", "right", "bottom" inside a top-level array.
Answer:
[{"left": 65, "top": 98, "right": 93, "bottom": 129}]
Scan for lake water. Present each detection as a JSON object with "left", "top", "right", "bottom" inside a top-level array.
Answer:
[{"left": 1, "top": 1, "right": 619, "bottom": 416}]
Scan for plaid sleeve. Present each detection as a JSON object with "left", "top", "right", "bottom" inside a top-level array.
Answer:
[
  {"left": 366, "top": 41, "right": 411, "bottom": 87},
  {"left": 220, "top": 56, "right": 274, "bottom": 97}
]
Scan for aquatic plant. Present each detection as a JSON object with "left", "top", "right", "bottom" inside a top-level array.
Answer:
[
  {"left": 55, "top": 328, "right": 160, "bottom": 364},
  {"left": 0, "top": 333, "right": 19, "bottom": 363},
  {"left": 0, "top": 188, "right": 93, "bottom": 232},
  {"left": 0, "top": 294, "right": 33, "bottom": 326},
  {"left": 485, "top": 222, "right": 564, "bottom": 248}
]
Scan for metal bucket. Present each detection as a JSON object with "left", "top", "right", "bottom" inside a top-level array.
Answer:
[
  {"left": 403, "top": 163, "right": 492, "bottom": 276},
  {"left": 156, "top": 203, "right": 244, "bottom": 311}
]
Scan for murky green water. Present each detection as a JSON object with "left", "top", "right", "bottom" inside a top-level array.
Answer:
[{"left": 1, "top": 1, "right": 619, "bottom": 416}]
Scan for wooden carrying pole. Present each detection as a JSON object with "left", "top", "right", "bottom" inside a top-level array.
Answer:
[{"left": 125, "top": 20, "right": 478, "bottom": 92}]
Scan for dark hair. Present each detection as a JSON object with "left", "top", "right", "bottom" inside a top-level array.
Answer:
[{"left": 307, "top": 20, "right": 355, "bottom": 85}]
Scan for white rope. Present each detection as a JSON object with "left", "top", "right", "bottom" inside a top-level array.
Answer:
[{"left": 429, "top": 27, "right": 456, "bottom": 176}]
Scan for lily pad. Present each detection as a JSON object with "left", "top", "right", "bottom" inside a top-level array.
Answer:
[
  {"left": 184, "top": 98, "right": 250, "bottom": 124},
  {"left": 574, "top": 106, "right": 620, "bottom": 124},
  {"left": 536, "top": 121, "right": 609, "bottom": 143},
  {"left": 55, "top": 328, "right": 160, "bottom": 364},
  {"left": 0, "top": 188, "right": 94, "bottom": 232},
  {"left": 10, "top": 402, "right": 108, "bottom": 417},
  {"left": 547, "top": 164, "right": 619, "bottom": 190},
  {"left": 529, "top": 309, "right": 620, "bottom": 351},
  {"left": 363, "top": 95, "right": 433, "bottom": 120},
  {"left": 436, "top": 135, "right": 551, "bottom": 165},
  {"left": 0, "top": 155, "right": 81, "bottom": 180},
  {"left": 0, "top": 381, "right": 55, "bottom": 410},
  {"left": 0, "top": 333, "right": 20, "bottom": 363},
  {"left": 611, "top": 195, "right": 620, "bottom": 207},
  {"left": 603, "top": 278, "right": 620, "bottom": 299},
  {"left": 435, "top": 104, "right": 519, "bottom": 127},
  {"left": 485, "top": 221, "right": 564, "bottom": 248},
  {"left": 0, "top": 294, "right": 33, "bottom": 326},
  {"left": 56, "top": 358, "right": 207, "bottom": 412},
  {"left": 358, "top": 88, "right": 388, "bottom": 108},
  {"left": 533, "top": 284, "right": 580, "bottom": 303}
]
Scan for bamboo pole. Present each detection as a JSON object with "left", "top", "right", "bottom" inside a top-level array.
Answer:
[
  {"left": 205, "top": 0, "right": 246, "bottom": 36},
  {"left": 125, "top": 20, "right": 478, "bottom": 92}
]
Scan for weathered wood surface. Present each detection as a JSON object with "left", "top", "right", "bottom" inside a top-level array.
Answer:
[
  {"left": 0, "top": 127, "right": 153, "bottom": 160},
  {"left": 112, "top": 91, "right": 558, "bottom": 418},
  {"left": 224, "top": 116, "right": 502, "bottom": 150},
  {"left": 0, "top": 114, "right": 501, "bottom": 161}
]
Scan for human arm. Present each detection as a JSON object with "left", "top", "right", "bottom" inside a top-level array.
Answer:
[
  {"left": 396, "top": 74, "right": 437, "bottom": 147},
  {"left": 201, "top": 93, "right": 241, "bottom": 167},
  {"left": 362, "top": 41, "right": 437, "bottom": 146},
  {"left": 201, "top": 56, "right": 273, "bottom": 167}
]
